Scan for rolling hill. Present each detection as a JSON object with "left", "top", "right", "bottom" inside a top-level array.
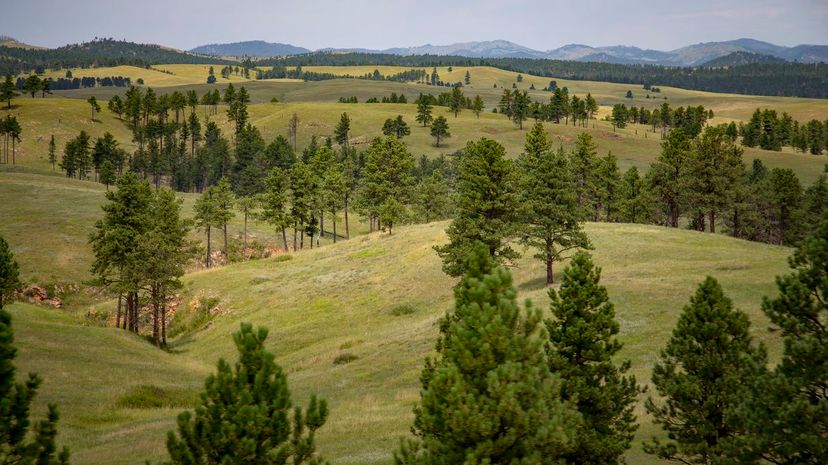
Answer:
[
  {"left": 702, "top": 51, "right": 787, "bottom": 67},
  {"left": 10, "top": 219, "right": 794, "bottom": 464},
  {"left": 190, "top": 40, "right": 310, "bottom": 57}
]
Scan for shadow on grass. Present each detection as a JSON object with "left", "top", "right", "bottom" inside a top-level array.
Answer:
[{"left": 518, "top": 276, "right": 550, "bottom": 292}]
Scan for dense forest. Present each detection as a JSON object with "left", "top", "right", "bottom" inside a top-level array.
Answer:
[
  {"left": 259, "top": 52, "right": 828, "bottom": 98},
  {"left": 0, "top": 39, "right": 231, "bottom": 75}
]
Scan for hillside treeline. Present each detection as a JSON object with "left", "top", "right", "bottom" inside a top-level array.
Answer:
[
  {"left": 259, "top": 52, "right": 828, "bottom": 98},
  {"left": 0, "top": 38, "right": 231, "bottom": 75}
]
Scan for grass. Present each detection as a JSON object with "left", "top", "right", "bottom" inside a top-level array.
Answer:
[
  {"left": 9, "top": 220, "right": 788, "bottom": 464},
  {"left": 0, "top": 171, "right": 365, "bottom": 285},
  {"left": 7, "top": 81, "right": 826, "bottom": 182},
  {"left": 7, "top": 303, "right": 210, "bottom": 464}
]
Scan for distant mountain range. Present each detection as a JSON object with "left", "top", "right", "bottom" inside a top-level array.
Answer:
[{"left": 189, "top": 38, "right": 828, "bottom": 66}]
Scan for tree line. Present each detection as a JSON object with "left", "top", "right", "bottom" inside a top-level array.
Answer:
[
  {"left": 260, "top": 52, "right": 828, "bottom": 98},
  {"left": 740, "top": 107, "right": 828, "bottom": 154}
]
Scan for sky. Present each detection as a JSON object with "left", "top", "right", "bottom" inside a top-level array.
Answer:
[{"left": 5, "top": 0, "right": 828, "bottom": 51}]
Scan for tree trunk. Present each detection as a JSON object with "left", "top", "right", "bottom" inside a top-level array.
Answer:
[
  {"left": 116, "top": 294, "right": 122, "bottom": 329},
  {"left": 320, "top": 212, "right": 324, "bottom": 238},
  {"left": 293, "top": 222, "right": 297, "bottom": 251},
  {"left": 243, "top": 210, "right": 248, "bottom": 261},
  {"left": 333, "top": 212, "right": 337, "bottom": 243},
  {"left": 546, "top": 253, "right": 554, "bottom": 284},
  {"left": 281, "top": 227, "right": 288, "bottom": 252},
  {"left": 152, "top": 286, "right": 160, "bottom": 347},
  {"left": 161, "top": 301, "right": 167, "bottom": 347},
  {"left": 223, "top": 223, "right": 228, "bottom": 260},
  {"left": 708, "top": 211, "right": 716, "bottom": 233},
  {"left": 206, "top": 226, "right": 212, "bottom": 268},
  {"left": 344, "top": 198, "right": 350, "bottom": 239}
]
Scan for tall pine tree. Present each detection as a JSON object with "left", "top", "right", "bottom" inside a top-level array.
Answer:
[
  {"left": 644, "top": 277, "right": 766, "bottom": 464},
  {"left": 546, "top": 252, "right": 640, "bottom": 464},
  {"left": 395, "top": 244, "right": 578, "bottom": 465},
  {"left": 164, "top": 323, "right": 328, "bottom": 464},
  {"left": 435, "top": 138, "right": 519, "bottom": 276}
]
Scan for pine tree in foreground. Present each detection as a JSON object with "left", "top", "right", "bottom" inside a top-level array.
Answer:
[
  {"left": 644, "top": 277, "right": 766, "bottom": 464},
  {"left": 164, "top": 323, "right": 329, "bottom": 465},
  {"left": 395, "top": 243, "right": 578, "bottom": 465},
  {"left": 546, "top": 252, "right": 640, "bottom": 465},
  {"left": 0, "top": 309, "right": 70, "bottom": 464},
  {"left": 730, "top": 216, "right": 828, "bottom": 464}
]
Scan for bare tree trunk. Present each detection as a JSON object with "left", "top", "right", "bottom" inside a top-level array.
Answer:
[
  {"left": 223, "top": 223, "right": 228, "bottom": 260},
  {"left": 293, "top": 222, "right": 297, "bottom": 251},
  {"left": 161, "top": 301, "right": 167, "bottom": 347},
  {"left": 333, "top": 212, "right": 337, "bottom": 243},
  {"left": 243, "top": 209, "right": 248, "bottom": 261},
  {"left": 546, "top": 254, "right": 554, "bottom": 284},
  {"left": 206, "top": 226, "right": 212, "bottom": 268},
  {"left": 345, "top": 198, "right": 350, "bottom": 239},
  {"left": 708, "top": 211, "right": 716, "bottom": 234},
  {"left": 152, "top": 286, "right": 159, "bottom": 347},
  {"left": 116, "top": 294, "right": 122, "bottom": 329},
  {"left": 281, "top": 227, "right": 288, "bottom": 252},
  {"left": 320, "top": 212, "right": 324, "bottom": 238}
]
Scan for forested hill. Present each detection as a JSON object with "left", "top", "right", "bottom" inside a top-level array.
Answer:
[
  {"left": 0, "top": 39, "right": 232, "bottom": 75},
  {"left": 261, "top": 53, "right": 828, "bottom": 99}
]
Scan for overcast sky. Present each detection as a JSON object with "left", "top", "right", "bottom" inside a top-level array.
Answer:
[{"left": 5, "top": 0, "right": 828, "bottom": 51}]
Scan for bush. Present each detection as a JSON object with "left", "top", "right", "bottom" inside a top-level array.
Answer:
[
  {"left": 389, "top": 304, "right": 417, "bottom": 316},
  {"left": 333, "top": 353, "right": 358, "bottom": 365},
  {"left": 116, "top": 384, "right": 198, "bottom": 409}
]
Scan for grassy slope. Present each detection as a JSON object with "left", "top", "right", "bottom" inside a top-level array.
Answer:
[
  {"left": 0, "top": 172, "right": 362, "bottom": 284},
  {"left": 13, "top": 221, "right": 792, "bottom": 464},
  {"left": 8, "top": 303, "right": 210, "bottom": 464},
  {"left": 6, "top": 95, "right": 826, "bottom": 182}
]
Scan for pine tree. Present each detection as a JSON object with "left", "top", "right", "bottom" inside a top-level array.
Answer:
[
  {"left": 570, "top": 133, "right": 599, "bottom": 215},
  {"left": 644, "top": 277, "right": 766, "bottom": 464},
  {"left": 429, "top": 116, "right": 450, "bottom": 147},
  {"left": 194, "top": 186, "right": 220, "bottom": 267},
  {"left": 619, "top": 167, "right": 651, "bottom": 223},
  {"left": 48, "top": 135, "right": 57, "bottom": 171},
  {"left": 212, "top": 178, "right": 235, "bottom": 260},
  {"left": 164, "top": 323, "right": 328, "bottom": 465},
  {"left": 395, "top": 244, "right": 578, "bottom": 465},
  {"left": 0, "top": 235, "right": 21, "bottom": 310},
  {"left": 546, "top": 252, "right": 640, "bottom": 464},
  {"left": 356, "top": 136, "right": 415, "bottom": 234},
  {"left": 435, "top": 138, "right": 519, "bottom": 277},
  {"left": 647, "top": 129, "right": 691, "bottom": 227},
  {"left": 448, "top": 86, "right": 464, "bottom": 117},
  {"left": 415, "top": 100, "right": 433, "bottom": 127},
  {"left": 334, "top": 112, "right": 351, "bottom": 148},
  {"left": 519, "top": 125, "right": 590, "bottom": 284},
  {"left": 87, "top": 96, "right": 100, "bottom": 121},
  {"left": 683, "top": 126, "right": 744, "bottom": 233},
  {"left": 1, "top": 75, "right": 18, "bottom": 109},
  {"left": 382, "top": 115, "right": 411, "bottom": 139},
  {"left": 0, "top": 308, "right": 70, "bottom": 464},
  {"left": 471, "top": 95, "right": 484, "bottom": 119},
  {"left": 89, "top": 172, "right": 154, "bottom": 332},
  {"left": 730, "top": 218, "right": 828, "bottom": 464},
  {"left": 259, "top": 167, "right": 292, "bottom": 251},
  {"left": 413, "top": 169, "right": 452, "bottom": 223}
]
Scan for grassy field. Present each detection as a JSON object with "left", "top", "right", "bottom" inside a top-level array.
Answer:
[
  {"left": 12, "top": 220, "right": 793, "bottom": 464},
  {"left": 0, "top": 171, "right": 363, "bottom": 284},
  {"left": 5, "top": 94, "right": 827, "bottom": 182}
]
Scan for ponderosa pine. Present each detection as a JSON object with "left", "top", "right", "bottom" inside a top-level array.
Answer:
[
  {"left": 644, "top": 277, "right": 766, "bottom": 464},
  {"left": 395, "top": 244, "right": 578, "bottom": 465},
  {"left": 164, "top": 323, "right": 328, "bottom": 464},
  {"left": 546, "top": 252, "right": 640, "bottom": 464}
]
